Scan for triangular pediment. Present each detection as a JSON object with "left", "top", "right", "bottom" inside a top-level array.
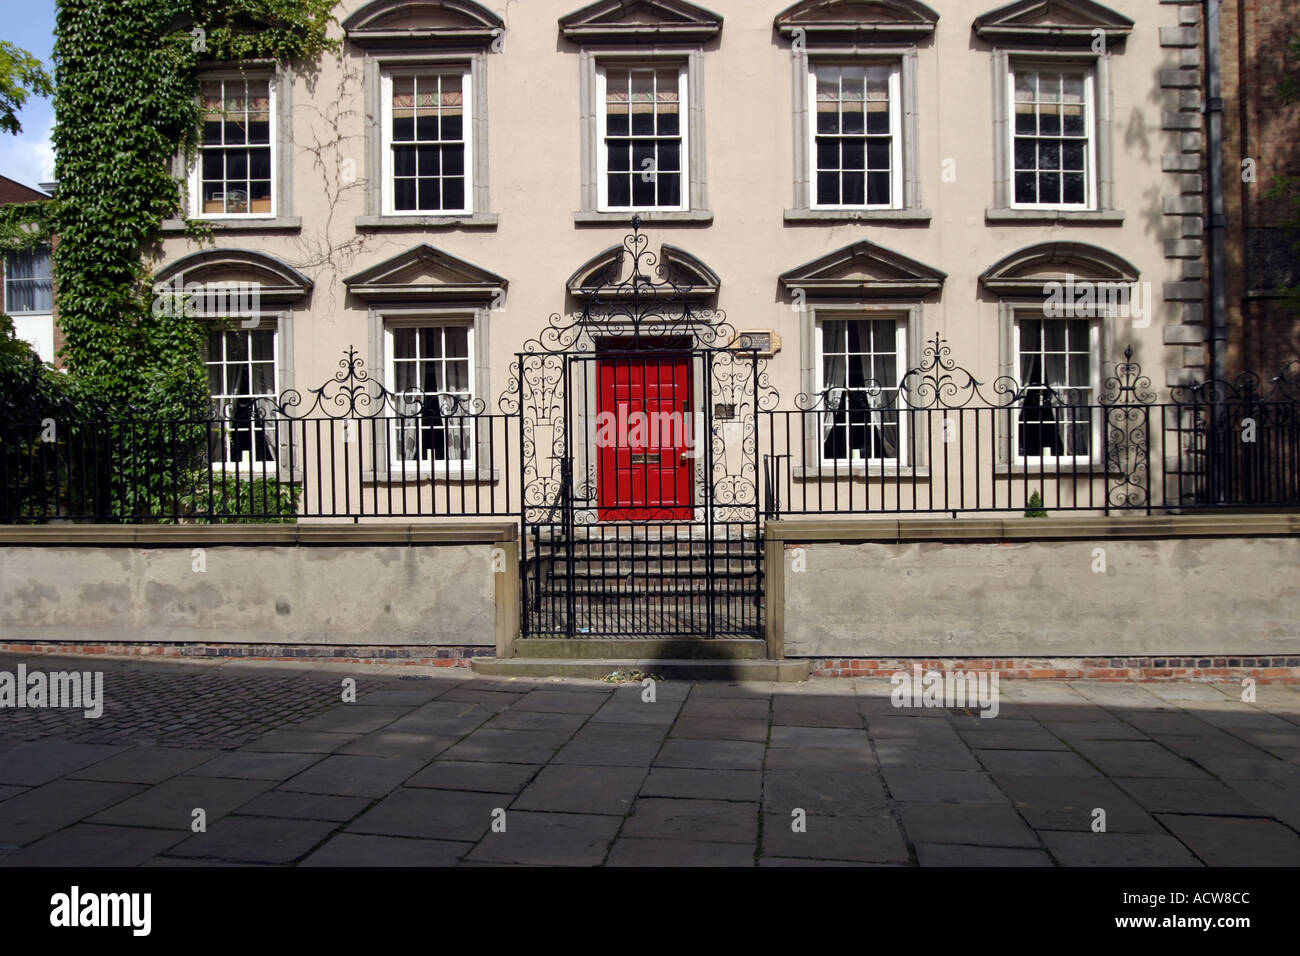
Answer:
[
  {"left": 779, "top": 241, "right": 945, "bottom": 298},
  {"left": 344, "top": 244, "right": 506, "bottom": 303},
  {"left": 344, "top": 0, "right": 503, "bottom": 48},
  {"left": 567, "top": 242, "right": 720, "bottom": 299},
  {"left": 154, "top": 249, "right": 313, "bottom": 304},
  {"left": 775, "top": 0, "right": 938, "bottom": 43},
  {"left": 560, "top": 0, "right": 723, "bottom": 44},
  {"left": 980, "top": 241, "right": 1138, "bottom": 295},
  {"left": 973, "top": 0, "right": 1133, "bottom": 44}
]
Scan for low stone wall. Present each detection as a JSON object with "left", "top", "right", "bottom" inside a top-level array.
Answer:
[
  {"left": 766, "top": 515, "right": 1300, "bottom": 661},
  {"left": 0, "top": 524, "right": 519, "bottom": 655}
]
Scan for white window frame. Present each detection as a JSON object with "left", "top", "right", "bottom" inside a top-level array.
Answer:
[
  {"left": 3, "top": 245, "right": 53, "bottom": 315},
  {"left": 189, "top": 72, "right": 278, "bottom": 220},
  {"left": 203, "top": 322, "right": 281, "bottom": 470},
  {"left": 596, "top": 63, "right": 690, "bottom": 213},
  {"left": 1011, "top": 314, "right": 1102, "bottom": 466},
  {"left": 379, "top": 67, "right": 474, "bottom": 217},
  {"left": 1007, "top": 63, "right": 1098, "bottom": 212},
  {"left": 382, "top": 318, "right": 477, "bottom": 472},
  {"left": 808, "top": 61, "right": 903, "bottom": 212},
  {"left": 813, "top": 314, "right": 909, "bottom": 466}
]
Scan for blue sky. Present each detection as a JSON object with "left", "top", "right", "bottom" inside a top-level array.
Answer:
[{"left": 2, "top": 0, "right": 57, "bottom": 192}]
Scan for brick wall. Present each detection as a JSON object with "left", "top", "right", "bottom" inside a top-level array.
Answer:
[{"left": 1220, "top": 0, "right": 1300, "bottom": 375}]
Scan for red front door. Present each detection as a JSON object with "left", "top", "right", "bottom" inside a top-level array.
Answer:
[{"left": 597, "top": 351, "right": 694, "bottom": 521}]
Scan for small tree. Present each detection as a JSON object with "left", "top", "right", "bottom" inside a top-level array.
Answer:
[{"left": 1024, "top": 490, "right": 1048, "bottom": 518}]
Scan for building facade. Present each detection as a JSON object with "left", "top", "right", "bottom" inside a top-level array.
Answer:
[{"left": 142, "top": 0, "right": 1224, "bottom": 528}]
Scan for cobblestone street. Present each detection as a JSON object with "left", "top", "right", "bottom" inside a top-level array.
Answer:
[{"left": 0, "top": 653, "right": 1297, "bottom": 867}]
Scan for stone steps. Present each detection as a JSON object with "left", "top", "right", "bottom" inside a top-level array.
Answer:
[
  {"left": 513, "top": 637, "right": 769, "bottom": 660},
  {"left": 470, "top": 657, "right": 809, "bottom": 682}
]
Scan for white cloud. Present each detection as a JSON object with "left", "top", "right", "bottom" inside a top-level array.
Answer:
[{"left": 0, "top": 116, "right": 55, "bottom": 192}]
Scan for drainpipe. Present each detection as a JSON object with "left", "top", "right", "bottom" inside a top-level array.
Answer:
[{"left": 1205, "top": 0, "right": 1228, "bottom": 383}]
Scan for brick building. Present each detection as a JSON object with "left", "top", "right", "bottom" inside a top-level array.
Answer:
[
  {"left": 0, "top": 174, "right": 55, "bottom": 364},
  {"left": 1216, "top": 0, "right": 1300, "bottom": 376}
]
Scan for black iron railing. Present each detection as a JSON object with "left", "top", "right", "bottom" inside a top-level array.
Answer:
[{"left": 3, "top": 343, "right": 1299, "bottom": 524}]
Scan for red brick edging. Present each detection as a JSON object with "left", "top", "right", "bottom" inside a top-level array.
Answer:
[{"left": 807, "top": 657, "right": 1300, "bottom": 683}]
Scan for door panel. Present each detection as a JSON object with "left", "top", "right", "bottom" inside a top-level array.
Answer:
[{"left": 597, "top": 352, "right": 694, "bottom": 520}]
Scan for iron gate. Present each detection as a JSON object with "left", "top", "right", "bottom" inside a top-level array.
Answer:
[{"left": 498, "top": 218, "right": 776, "bottom": 638}]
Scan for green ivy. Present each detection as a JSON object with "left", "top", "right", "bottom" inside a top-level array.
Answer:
[{"left": 1, "top": 1, "right": 336, "bottom": 520}]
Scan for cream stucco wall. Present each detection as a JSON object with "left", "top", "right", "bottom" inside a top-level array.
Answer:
[{"left": 152, "top": 0, "right": 1187, "bottom": 511}]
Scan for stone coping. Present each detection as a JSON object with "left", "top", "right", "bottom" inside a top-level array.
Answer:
[
  {"left": 767, "top": 512, "right": 1300, "bottom": 543},
  {"left": 0, "top": 522, "right": 519, "bottom": 547}
]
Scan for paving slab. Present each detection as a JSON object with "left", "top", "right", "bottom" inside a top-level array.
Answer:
[
  {"left": 974, "top": 749, "right": 1102, "bottom": 777},
  {"left": 347, "top": 787, "right": 502, "bottom": 842},
  {"left": 406, "top": 760, "right": 541, "bottom": 794},
  {"left": 670, "top": 717, "right": 769, "bottom": 743},
  {"left": 463, "top": 811, "right": 621, "bottom": 866},
  {"left": 895, "top": 801, "right": 1040, "bottom": 848},
  {"left": 513, "top": 764, "right": 646, "bottom": 815},
  {"left": 88, "top": 776, "right": 269, "bottom": 830},
  {"left": 622, "top": 798, "right": 759, "bottom": 843},
  {"left": 679, "top": 697, "right": 771, "bottom": 720},
  {"left": 235, "top": 790, "right": 372, "bottom": 822},
  {"left": 762, "top": 769, "right": 889, "bottom": 817},
  {"left": 292, "top": 705, "right": 416, "bottom": 734},
  {"left": 607, "top": 838, "right": 754, "bottom": 867},
  {"left": 655, "top": 738, "right": 765, "bottom": 771},
  {"left": 1156, "top": 814, "right": 1300, "bottom": 867},
  {"left": 873, "top": 740, "right": 982, "bottom": 771},
  {"left": 1113, "top": 777, "right": 1272, "bottom": 816},
  {"left": 994, "top": 774, "right": 1163, "bottom": 834},
  {"left": 760, "top": 812, "right": 910, "bottom": 864},
  {"left": 1, "top": 823, "right": 186, "bottom": 866},
  {"left": 301, "top": 833, "right": 472, "bottom": 867},
  {"left": 280, "top": 755, "right": 427, "bottom": 798},
  {"left": 915, "top": 843, "right": 1054, "bottom": 866},
  {"left": 67, "top": 747, "right": 222, "bottom": 785},
  {"left": 880, "top": 769, "right": 1006, "bottom": 805},
  {"left": 0, "top": 741, "right": 127, "bottom": 787},
  {"left": 188, "top": 751, "right": 324, "bottom": 781},
  {"left": 639, "top": 767, "right": 762, "bottom": 802},
  {"left": 764, "top": 746, "right": 875, "bottom": 771},
  {"left": 166, "top": 815, "right": 339, "bottom": 864},
  {"left": 335, "top": 731, "right": 460, "bottom": 760},
  {"left": 1067, "top": 740, "right": 1210, "bottom": 779},
  {"left": 1040, "top": 832, "right": 1203, "bottom": 867},
  {"left": 440, "top": 729, "right": 567, "bottom": 765},
  {"left": 240, "top": 731, "right": 361, "bottom": 754}
]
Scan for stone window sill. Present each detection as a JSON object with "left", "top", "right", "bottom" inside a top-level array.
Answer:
[
  {"left": 985, "top": 208, "right": 1126, "bottom": 224},
  {"left": 792, "top": 465, "right": 931, "bottom": 479},
  {"left": 354, "top": 213, "right": 499, "bottom": 230},
  {"left": 784, "top": 208, "right": 932, "bottom": 224},
  {"left": 360, "top": 468, "right": 500, "bottom": 484},
  {"left": 161, "top": 217, "right": 302, "bottom": 233},
  {"left": 574, "top": 210, "right": 713, "bottom": 225}
]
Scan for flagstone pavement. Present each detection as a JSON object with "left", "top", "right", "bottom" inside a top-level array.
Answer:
[{"left": 0, "top": 652, "right": 1297, "bottom": 867}]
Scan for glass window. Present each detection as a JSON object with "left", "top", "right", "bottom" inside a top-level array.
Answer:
[
  {"left": 3, "top": 245, "right": 53, "bottom": 314},
  {"left": 388, "top": 325, "right": 474, "bottom": 464},
  {"left": 196, "top": 77, "right": 274, "bottom": 216},
  {"left": 818, "top": 317, "right": 904, "bottom": 463},
  {"left": 600, "top": 65, "right": 685, "bottom": 210},
  {"left": 812, "top": 64, "right": 900, "bottom": 209},
  {"left": 1011, "top": 68, "right": 1091, "bottom": 208},
  {"left": 203, "top": 327, "right": 278, "bottom": 465},
  {"left": 1015, "top": 317, "right": 1096, "bottom": 459},
  {"left": 385, "top": 72, "right": 469, "bottom": 213}
]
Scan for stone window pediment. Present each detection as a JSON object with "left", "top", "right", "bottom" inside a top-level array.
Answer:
[
  {"left": 344, "top": 243, "right": 506, "bottom": 303},
  {"left": 559, "top": 0, "right": 723, "bottom": 45},
  {"left": 973, "top": 0, "right": 1133, "bottom": 46},
  {"left": 780, "top": 239, "right": 945, "bottom": 299}
]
